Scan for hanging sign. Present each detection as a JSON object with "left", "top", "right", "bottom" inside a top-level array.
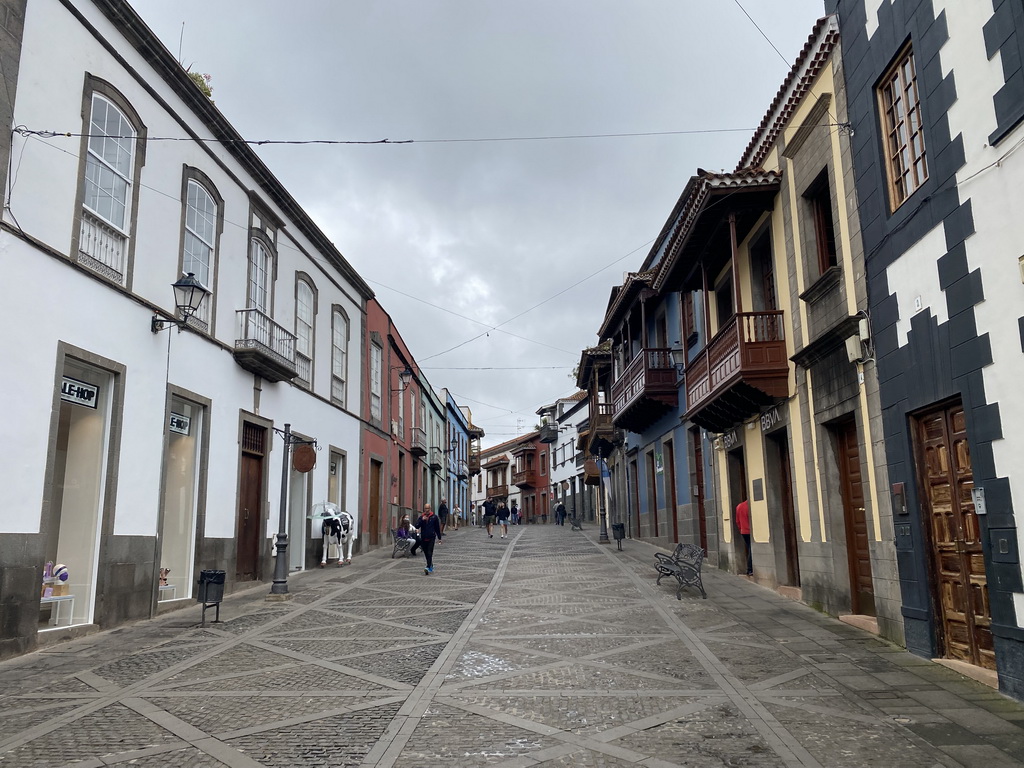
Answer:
[
  {"left": 293, "top": 443, "right": 317, "bottom": 473},
  {"left": 169, "top": 412, "right": 191, "bottom": 435},
  {"left": 60, "top": 376, "right": 98, "bottom": 408}
]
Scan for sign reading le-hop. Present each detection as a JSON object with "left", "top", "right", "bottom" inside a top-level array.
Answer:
[
  {"left": 60, "top": 376, "right": 98, "bottom": 408},
  {"left": 169, "top": 412, "right": 191, "bottom": 435}
]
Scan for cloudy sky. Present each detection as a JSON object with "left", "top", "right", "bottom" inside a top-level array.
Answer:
[{"left": 131, "top": 0, "right": 825, "bottom": 446}]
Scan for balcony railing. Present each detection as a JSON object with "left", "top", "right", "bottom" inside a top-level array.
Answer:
[
  {"left": 538, "top": 423, "right": 559, "bottom": 443},
  {"left": 233, "top": 309, "right": 297, "bottom": 382},
  {"left": 512, "top": 467, "right": 538, "bottom": 487},
  {"left": 410, "top": 426, "right": 427, "bottom": 457},
  {"left": 685, "top": 310, "right": 789, "bottom": 432},
  {"left": 429, "top": 446, "right": 443, "bottom": 471},
  {"left": 78, "top": 211, "right": 127, "bottom": 284},
  {"left": 486, "top": 483, "right": 509, "bottom": 498},
  {"left": 468, "top": 452, "right": 481, "bottom": 475},
  {"left": 456, "top": 459, "right": 469, "bottom": 479},
  {"left": 295, "top": 353, "right": 312, "bottom": 387},
  {"left": 610, "top": 348, "right": 677, "bottom": 432}
]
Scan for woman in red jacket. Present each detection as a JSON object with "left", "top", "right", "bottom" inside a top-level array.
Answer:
[{"left": 735, "top": 497, "right": 752, "bottom": 576}]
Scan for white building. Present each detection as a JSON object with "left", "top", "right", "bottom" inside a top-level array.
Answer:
[{"left": 0, "top": 0, "right": 372, "bottom": 655}]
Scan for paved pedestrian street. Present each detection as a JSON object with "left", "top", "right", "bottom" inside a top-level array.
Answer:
[{"left": 3, "top": 527, "right": 1024, "bottom": 767}]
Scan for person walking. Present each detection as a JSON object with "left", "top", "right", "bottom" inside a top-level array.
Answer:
[
  {"left": 482, "top": 498, "right": 497, "bottom": 538},
  {"left": 414, "top": 503, "right": 443, "bottom": 575},
  {"left": 735, "top": 496, "right": 753, "bottom": 576},
  {"left": 437, "top": 498, "right": 450, "bottom": 534},
  {"left": 555, "top": 500, "right": 566, "bottom": 526},
  {"left": 496, "top": 501, "right": 511, "bottom": 538},
  {"left": 510, "top": 499, "right": 520, "bottom": 525}
]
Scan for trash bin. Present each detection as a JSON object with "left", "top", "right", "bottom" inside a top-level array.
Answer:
[
  {"left": 611, "top": 523, "right": 626, "bottom": 550},
  {"left": 197, "top": 570, "right": 225, "bottom": 604},
  {"left": 197, "top": 570, "right": 225, "bottom": 627}
]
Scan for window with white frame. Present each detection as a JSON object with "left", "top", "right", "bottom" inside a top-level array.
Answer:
[
  {"left": 332, "top": 309, "right": 348, "bottom": 405},
  {"left": 248, "top": 238, "right": 271, "bottom": 313},
  {"left": 79, "top": 93, "right": 138, "bottom": 283},
  {"left": 370, "top": 343, "right": 383, "bottom": 422},
  {"left": 295, "top": 279, "right": 314, "bottom": 386},
  {"left": 398, "top": 379, "right": 405, "bottom": 434},
  {"left": 182, "top": 178, "right": 217, "bottom": 326}
]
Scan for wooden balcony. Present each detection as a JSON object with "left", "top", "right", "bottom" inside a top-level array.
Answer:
[
  {"left": 611, "top": 348, "right": 678, "bottom": 433},
  {"left": 233, "top": 309, "right": 297, "bottom": 383},
  {"left": 468, "top": 452, "right": 481, "bottom": 475},
  {"left": 684, "top": 310, "right": 789, "bottom": 433},
  {"left": 410, "top": 426, "right": 427, "bottom": 457},
  {"left": 512, "top": 467, "right": 538, "bottom": 487},
  {"left": 486, "top": 483, "right": 509, "bottom": 498}
]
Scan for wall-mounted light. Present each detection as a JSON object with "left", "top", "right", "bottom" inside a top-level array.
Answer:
[
  {"left": 669, "top": 347, "right": 687, "bottom": 376},
  {"left": 151, "top": 272, "right": 211, "bottom": 333}
]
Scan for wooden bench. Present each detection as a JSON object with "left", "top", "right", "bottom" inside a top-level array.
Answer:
[
  {"left": 391, "top": 529, "right": 413, "bottom": 558},
  {"left": 654, "top": 543, "right": 707, "bottom": 599}
]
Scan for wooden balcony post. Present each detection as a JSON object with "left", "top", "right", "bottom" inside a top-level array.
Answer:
[{"left": 729, "top": 212, "right": 742, "bottom": 314}]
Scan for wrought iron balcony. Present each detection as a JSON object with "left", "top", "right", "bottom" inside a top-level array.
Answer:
[
  {"left": 684, "top": 310, "right": 789, "bottom": 433},
  {"left": 611, "top": 348, "right": 677, "bottom": 433},
  {"left": 512, "top": 467, "right": 538, "bottom": 487},
  {"left": 78, "top": 210, "right": 127, "bottom": 285},
  {"left": 538, "top": 423, "right": 559, "bottom": 443},
  {"left": 233, "top": 309, "right": 297, "bottom": 383},
  {"left": 410, "top": 426, "right": 427, "bottom": 457},
  {"left": 486, "top": 483, "right": 509, "bottom": 498},
  {"left": 429, "top": 446, "right": 443, "bottom": 471}
]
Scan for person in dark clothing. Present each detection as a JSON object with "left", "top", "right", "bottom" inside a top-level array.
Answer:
[
  {"left": 555, "top": 501, "right": 566, "bottom": 526},
  {"left": 437, "top": 499, "right": 450, "bottom": 533},
  {"left": 482, "top": 498, "right": 497, "bottom": 538},
  {"left": 414, "top": 503, "right": 443, "bottom": 575},
  {"left": 496, "top": 501, "right": 510, "bottom": 538}
]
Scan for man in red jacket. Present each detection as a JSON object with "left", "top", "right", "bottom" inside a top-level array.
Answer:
[{"left": 735, "top": 497, "right": 752, "bottom": 576}]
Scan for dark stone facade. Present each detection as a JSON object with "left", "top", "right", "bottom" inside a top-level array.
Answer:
[{"left": 828, "top": 0, "right": 1024, "bottom": 696}]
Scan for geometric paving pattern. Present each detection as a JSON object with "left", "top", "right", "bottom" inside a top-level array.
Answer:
[{"left": 2, "top": 526, "right": 1024, "bottom": 766}]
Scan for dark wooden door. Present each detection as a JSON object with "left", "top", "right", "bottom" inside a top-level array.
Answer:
[
  {"left": 236, "top": 423, "right": 265, "bottom": 582},
  {"left": 665, "top": 441, "right": 678, "bottom": 544},
  {"left": 646, "top": 452, "right": 659, "bottom": 538},
  {"left": 727, "top": 449, "right": 747, "bottom": 567},
  {"left": 369, "top": 460, "right": 382, "bottom": 545},
  {"left": 916, "top": 403, "right": 994, "bottom": 669},
  {"left": 836, "top": 419, "right": 874, "bottom": 615},
  {"left": 777, "top": 432, "right": 800, "bottom": 587},
  {"left": 692, "top": 430, "right": 708, "bottom": 553},
  {"left": 630, "top": 460, "right": 640, "bottom": 539}
]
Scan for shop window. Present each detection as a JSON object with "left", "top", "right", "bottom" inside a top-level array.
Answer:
[{"left": 159, "top": 398, "right": 203, "bottom": 602}]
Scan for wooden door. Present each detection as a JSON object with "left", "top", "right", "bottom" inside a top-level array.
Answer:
[
  {"left": 776, "top": 432, "right": 800, "bottom": 587},
  {"left": 646, "top": 452, "right": 659, "bottom": 538},
  {"left": 236, "top": 424, "right": 265, "bottom": 582},
  {"left": 665, "top": 441, "right": 678, "bottom": 544},
  {"left": 630, "top": 459, "right": 640, "bottom": 539},
  {"left": 836, "top": 419, "right": 874, "bottom": 615},
  {"left": 369, "top": 460, "right": 382, "bottom": 546},
  {"left": 692, "top": 430, "right": 708, "bottom": 552},
  {"left": 916, "top": 403, "right": 994, "bottom": 669},
  {"left": 727, "top": 449, "right": 747, "bottom": 567}
]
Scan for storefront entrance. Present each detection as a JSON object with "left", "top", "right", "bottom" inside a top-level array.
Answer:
[
  {"left": 236, "top": 422, "right": 266, "bottom": 582},
  {"left": 915, "top": 401, "right": 994, "bottom": 670},
  {"left": 158, "top": 397, "right": 204, "bottom": 602}
]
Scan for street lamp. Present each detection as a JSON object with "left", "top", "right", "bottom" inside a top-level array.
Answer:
[
  {"left": 151, "top": 273, "right": 211, "bottom": 332},
  {"left": 269, "top": 423, "right": 317, "bottom": 598},
  {"left": 669, "top": 347, "right": 687, "bottom": 376}
]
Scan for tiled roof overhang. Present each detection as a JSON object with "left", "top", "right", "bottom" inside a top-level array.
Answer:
[
  {"left": 651, "top": 170, "right": 782, "bottom": 293},
  {"left": 736, "top": 15, "right": 840, "bottom": 171},
  {"left": 597, "top": 268, "right": 658, "bottom": 340}
]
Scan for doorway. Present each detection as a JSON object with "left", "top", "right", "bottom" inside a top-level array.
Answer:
[
  {"left": 691, "top": 429, "right": 708, "bottom": 553},
  {"left": 159, "top": 397, "right": 203, "bottom": 601},
  {"left": 727, "top": 448, "right": 747, "bottom": 571},
  {"left": 288, "top": 454, "right": 311, "bottom": 572},
  {"left": 630, "top": 458, "right": 640, "bottom": 539},
  {"left": 236, "top": 422, "right": 266, "bottom": 582},
  {"left": 369, "top": 459, "right": 383, "bottom": 545},
  {"left": 645, "top": 451, "right": 659, "bottom": 538},
  {"left": 41, "top": 360, "right": 113, "bottom": 629},
  {"left": 835, "top": 418, "right": 874, "bottom": 615},
  {"left": 665, "top": 441, "right": 679, "bottom": 543},
  {"left": 767, "top": 430, "right": 800, "bottom": 587},
  {"left": 915, "top": 401, "right": 994, "bottom": 669}
]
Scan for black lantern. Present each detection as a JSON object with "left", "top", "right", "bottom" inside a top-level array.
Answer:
[{"left": 152, "top": 273, "right": 211, "bottom": 332}]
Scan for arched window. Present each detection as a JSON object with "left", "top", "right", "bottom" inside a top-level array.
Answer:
[
  {"left": 248, "top": 238, "right": 271, "bottom": 313},
  {"left": 295, "top": 279, "right": 315, "bottom": 386},
  {"left": 182, "top": 179, "right": 217, "bottom": 325},
  {"left": 78, "top": 91, "right": 141, "bottom": 284},
  {"left": 332, "top": 309, "right": 348, "bottom": 406}
]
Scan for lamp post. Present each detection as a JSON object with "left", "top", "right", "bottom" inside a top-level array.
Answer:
[
  {"left": 269, "top": 424, "right": 317, "bottom": 598},
  {"left": 151, "top": 272, "right": 211, "bottom": 332},
  {"left": 598, "top": 455, "right": 610, "bottom": 544}
]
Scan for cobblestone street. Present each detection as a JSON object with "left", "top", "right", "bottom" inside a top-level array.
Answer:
[{"left": 2, "top": 525, "right": 1024, "bottom": 767}]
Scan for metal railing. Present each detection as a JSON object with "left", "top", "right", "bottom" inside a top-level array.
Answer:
[
  {"left": 295, "top": 353, "right": 312, "bottom": 386},
  {"left": 235, "top": 308, "right": 297, "bottom": 365},
  {"left": 78, "top": 211, "right": 127, "bottom": 284},
  {"left": 411, "top": 426, "right": 428, "bottom": 455}
]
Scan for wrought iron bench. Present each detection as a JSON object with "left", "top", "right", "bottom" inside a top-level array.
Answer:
[
  {"left": 654, "top": 543, "right": 707, "bottom": 599},
  {"left": 391, "top": 529, "right": 414, "bottom": 558}
]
